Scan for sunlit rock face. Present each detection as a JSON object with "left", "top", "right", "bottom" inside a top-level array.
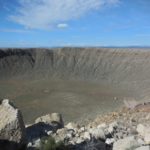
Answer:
[{"left": 0, "top": 99, "right": 26, "bottom": 150}]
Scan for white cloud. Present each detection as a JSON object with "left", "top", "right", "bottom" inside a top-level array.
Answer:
[
  {"left": 57, "top": 23, "right": 69, "bottom": 29},
  {"left": 10, "top": 0, "right": 120, "bottom": 29}
]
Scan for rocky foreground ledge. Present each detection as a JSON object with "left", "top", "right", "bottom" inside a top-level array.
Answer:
[{"left": 0, "top": 99, "right": 150, "bottom": 150}]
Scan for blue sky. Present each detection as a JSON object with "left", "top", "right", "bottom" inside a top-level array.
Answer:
[{"left": 0, "top": 0, "right": 150, "bottom": 47}]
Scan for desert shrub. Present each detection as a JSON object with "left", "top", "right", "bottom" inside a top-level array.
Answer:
[{"left": 40, "top": 136, "right": 69, "bottom": 150}]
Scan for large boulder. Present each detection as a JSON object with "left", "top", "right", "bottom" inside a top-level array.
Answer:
[
  {"left": 65, "top": 122, "right": 79, "bottom": 130},
  {"left": 55, "top": 128, "right": 68, "bottom": 142},
  {"left": 113, "top": 136, "right": 139, "bottom": 150},
  {"left": 27, "top": 113, "right": 64, "bottom": 143},
  {"left": 135, "top": 146, "right": 150, "bottom": 150},
  {"left": 89, "top": 128, "right": 106, "bottom": 140},
  {"left": 137, "top": 124, "right": 150, "bottom": 144},
  {"left": 35, "top": 113, "right": 64, "bottom": 129},
  {"left": 0, "top": 99, "right": 26, "bottom": 150}
]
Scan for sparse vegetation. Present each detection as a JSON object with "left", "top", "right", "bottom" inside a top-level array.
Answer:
[{"left": 39, "top": 136, "right": 69, "bottom": 150}]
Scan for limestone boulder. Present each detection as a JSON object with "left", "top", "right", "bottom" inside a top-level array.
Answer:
[
  {"left": 113, "top": 136, "right": 139, "bottom": 150},
  {"left": 55, "top": 128, "right": 68, "bottom": 142},
  {"left": 135, "top": 146, "right": 150, "bottom": 150},
  {"left": 0, "top": 99, "right": 26, "bottom": 150},
  {"left": 65, "top": 122, "right": 79, "bottom": 130},
  {"left": 35, "top": 113, "right": 64, "bottom": 129},
  {"left": 89, "top": 128, "right": 106, "bottom": 140},
  {"left": 137, "top": 124, "right": 150, "bottom": 144}
]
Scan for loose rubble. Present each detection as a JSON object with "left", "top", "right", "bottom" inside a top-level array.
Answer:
[{"left": 0, "top": 99, "right": 150, "bottom": 150}]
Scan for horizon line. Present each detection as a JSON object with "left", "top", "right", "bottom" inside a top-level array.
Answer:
[{"left": 1, "top": 46, "right": 150, "bottom": 49}]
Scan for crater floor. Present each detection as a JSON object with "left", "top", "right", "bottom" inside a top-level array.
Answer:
[{"left": 0, "top": 79, "right": 136, "bottom": 124}]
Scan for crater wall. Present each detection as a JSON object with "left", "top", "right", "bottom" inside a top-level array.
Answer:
[{"left": 1, "top": 47, "right": 150, "bottom": 99}]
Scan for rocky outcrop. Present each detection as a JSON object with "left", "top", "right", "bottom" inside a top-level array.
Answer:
[
  {"left": 135, "top": 146, "right": 150, "bottom": 150},
  {"left": 35, "top": 113, "right": 64, "bottom": 129},
  {"left": 136, "top": 124, "right": 150, "bottom": 144},
  {"left": 26, "top": 113, "right": 64, "bottom": 149},
  {"left": 0, "top": 99, "right": 150, "bottom": 150},
  {"left": 29, "top": 102, "right": 150, "bottom": 150},
  {"left": 0, "top": 99, "right": 26, "bottom": 150},
  {"left": 113, "top": 136, "right": 139, "bottom": 150}
]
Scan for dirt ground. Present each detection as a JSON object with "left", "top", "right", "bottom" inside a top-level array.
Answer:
[{"left": 0, "top": 79, "right": 136, "bottom": 124}]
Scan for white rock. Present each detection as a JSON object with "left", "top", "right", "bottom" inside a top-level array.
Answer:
[
  {"left": 110, "top": 121, "right": 118, "bottom": 128},
  {"left": 69, "top": 140, "right": 76, "bottom": 145},
  {"left": 105, "top": 138, "right": 115, "bottom": 145},
  {"left": 137, "top": 124, "right": 145, "bottom": 136},
  {"left": 67, "top": 134, "right": 73, "bottom": 138},
  {"left": 55, "top": 128, "right": 68, "bottom": 141},
  {"left": 47, "top": 131, "right": 53, "bottom": 135},
  {"left": 35, "top": 113, "right": 64, "bottom": 128},
  {"left": 76, "top": 138, "right": 84, "bottom": 144},
  {"left": 146, "top": 114, "right": 150, "bottom": 120},
  {"left": 56, "top": 128, "right": 67, "bottom": 135},
  {"left": 97, "top": 123, "right": 107, "bottom": 129},
  {"left": 75, "top": 133, "right": 80, "bottom": 137},
  {"left": 65, "top": 122, "right": 79, "bottom": 130},
  {"left": 137, "top": 124, "right": 150, "bottom": 144},
  {"left": 137, "top": 138, "right": 145, "bottom": 145},
  {"left": 108, "top": 121, "right": 118, "bottom": 134},
  {"left": 0, "top": 99, "right": 26, "bottom": 150},
  {"left": 144, "top": 133, "right": 150, "bottom": 144},
  {"left": 83, "top": 132, "right": 91, "bottom": 140},
  {"left": 113, "top": 136, "right": 139, "bottom": 150},
  {"left": 25, "top": 124, "right": 32, "bottom": 128},
  {"left": 135, "top": 146, "right": 150, "bottom": 150},
  {"left": 90, "top": 128, "right": 105, "bottom": 140},
  {"left": 80, "top": 127, "right": 85, "bottom": 132},
  {"left": 108, "top": 126, "right": 114, "bottom": 134},
  {"left": 2, "top": 99, "right": 9, "bottom": 106},
  {"left": 33, "top": 138, "right": 41, "bottom": 148},
  {"left": 27, "top": 142, "right": 32, "bottom": 147}
]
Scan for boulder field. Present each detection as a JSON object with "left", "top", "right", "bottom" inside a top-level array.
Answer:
[{"left": 0, "top": 99, "right": 150, "bottom": 150}]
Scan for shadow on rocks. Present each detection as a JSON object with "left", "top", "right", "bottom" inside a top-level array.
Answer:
[
  {"left": 69, "top": 138, "right": 112, "bottom": 150},
  {"left": 26, "top": 122, "right": 54, "bottom": 141},
  {"left": 0, "top": 140, "right": 26, "bottom": 150}
]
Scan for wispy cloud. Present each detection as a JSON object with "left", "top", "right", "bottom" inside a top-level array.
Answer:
[
  {"left": 9, "top": 0, "right": 120, "bottom": 30},
  {"left": 3, "top": 5, "right": 11, "bottom": 12},
  {"left": 57, "top": 23, "right": 69, "bottom": 29},
  {"left": 0, "top": 28, "right": 31, "bottom": 33}
]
